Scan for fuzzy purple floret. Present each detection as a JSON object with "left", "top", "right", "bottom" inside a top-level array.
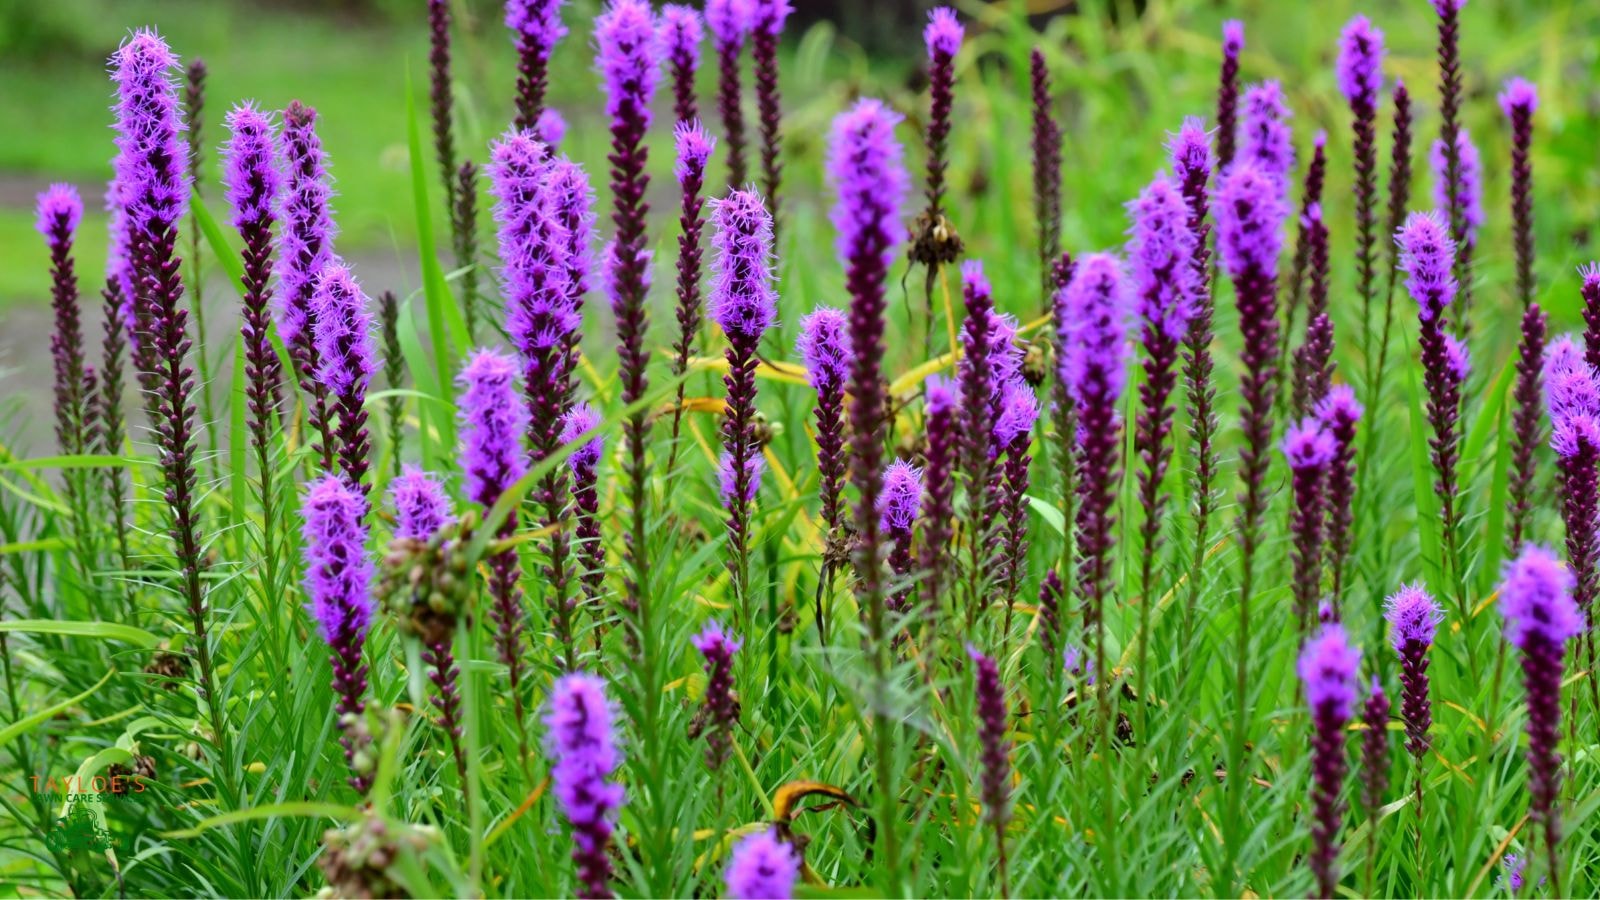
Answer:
[
  {"left": 1399, "top": 211, "right": 1459, "bottom": 317},
  {"left": 1127, "top": 172, "right": 1198, "bottom": 342},
  {"left": 490, "top": 132, "right": 574, "bottom": 348},
  {"left": 595, "top": 0, "right": 661, "bottom": 127},
  {"left": 1500, "top": 545, "right": 1584, "bottom": 649},
  {"left": 827, "top": 99, "right": 909, "bottom": 265},
  {"left": 36, "top": 183, "right": 83, "bottom": 237},
  {"left": 674, "top": 119, "right": 717, "bottom": 184},
  {"left": 1215, "top": 162, "right": 1288, "bottom": 280},
  {"left": 878, "top": 459, "right": 923, "bottom": 534},
  {"left": 925, "top": 6, "right": 963, "bottom": 58},
  {"left": 1222, "top": 20, "right": 1244, "bottom": 54},
  {"left": 718, "top": 451, "right": 763, "bottom": 504},
  {"left": 1237, "top": 81, "right": 1294, "bottom": 194},
  {"left": 751, "top": 0, "right": 790, "bottom": 37},
  {"left": 1058, "top": 253, "right": 1131, "bottom": 406},
  {"left": 1499, "top": 77, "right": 1539, "bottom": 118},
  {"left": 797, "top": 306, "right": 850, "bottom": 391},
  {"left": 993, "top": 377, "right": 1041, "bottom": 449},
  {"left": 458, "top": 348, "right": 530, "bottom": 508},
  {"left": 1300, "top": 623, "right": 1361, "bottom": 724},
  {"left": 275, "top": 102, "right": 337, "bottom": 352},
  {"left": 705, "top": 0, "right": 752, "bottom": 44},
  {"left": 1430, "top": 130, "right": 1485, "bottom": 249},
  {"left": 709, "top": 189, "right": 779, "bottom": 337},
  {"left": 311, "top": 264, "right": 378, "bottom": 397},
  {"left": 300, "top": 474, "right": 375, "bottom": 670},
  {"left": 506, "top": 0, "right": 566, "bottom": 58},
  {"left": 659, "top": 5, "right": 702, "bottom": 75},
  {"left": 221, "top": 103, "right": 281, "bottom": 230},
  {"left": 725, "top": 829, "right": 800, "bottom": 900},
  {"left": 1336, "top": 15, "right": 1385, "bottom": 106},
  {"left": 1283, "top": 418, "right": 1336, "bottom": 471},
  {"left": 389, "top": 465, "right": 452, "bottom": 540},
  {"left": 112, "top": 30, "right": 190, "bottom": 243},
  {"left": 545, "top": 672, "right": 625, "bottom": 899},
  {"left": 562, "top": 401, "right": 604, "bottom": 472}
]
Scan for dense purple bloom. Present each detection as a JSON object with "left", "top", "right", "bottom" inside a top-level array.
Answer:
[
  {"left": 39, "top": 184, "right": 87, "bottom": 457},
  {"left": 275, "top": 102, "right": 337, "bottom": 355},
  {"left": 312, "top": 264, "right": 379, "bottom": 491},
  {"left": 674, "top": 119, "right": 716, "bottom": 184},
  {"left": 1502, "top": 78, "right": 1539, "bottom": 314},
  {"left": 595, "top": 0, "right": 661, "bottom": 126},
  {"left": 667, "top": 121, "right": 716, "bottom": 470},
  {"left": 221, "top": 104, "right": 281, "bottom": 230},
  {"left": 1315, "top": 385, "right": 1363, "bottom": 599},
  {"left": 797, "top": 307, "right": 850, "bottom": 391},
  {"left": 725, "top": 829, "right": 800, "bottom": 900},
  {"left": 113, "top": 30, "right": 190, "bottom": 242},
  {"left": 545, "top": 673, "right": 625, "bottom": 899},
  {"left": 797, "top": 307, "right": 850, "bottom": 582},
  {"left": 659, "top": 5, "right": 702, "bottom": 124},
  {"left": 1430, "top": 130, "right": 1484, "bottom": 250},
  {"left": 563, "top": 402, "right": 604, "bottom": 473},
  {"left": 389, "top": 465, "right": 452, "bottom": 541},
  {"left": 993, "top": 378, "right": 1039, "bottom": 612},
  {"left": 1283, "top": 418, "right": 1336, "bottom": 629},
  {"left": 1215, "top": 163, "right": 1287, "bottom": 280},
  {"left": 1400, "top": 212, "right": 1458, "bottom": 322},
  {"left": 458, "top": 348, "right": 530, "bottom": 508},
  {"left": 879, "top": 459, "right": 923, "bottom": 535},
  {"left": 300, "top": 475, "right": 374, "bottom": 717},
  {"left": 692, "top": 621, "right": 741, "bottom": 768},
  {"left": 1336, "top": 16, "right": 1385, "bottom": 105},
  {"left": 718, "top": 452, "right": 763, "bottom": 504},
  {"left": 1237, "top": 81, "right": 1293, "bottom": 196},
  {"left": 827, "top": 99, "right": 909, "bottom": 265},
  {"left": 1500, "top": 77, "right": 1539, "bottom": 118},
  {"left": 1216, "top": 21, "right": 1244, "bottom": 171},
  {"left": 1128, "top": 173, "right": 1198, "bottom": 342},
  {"left": 1385, "top": 583, "right": 1441, "bottom": 759},
  {"left": 1299, "top": 623, "right": 1360, "bottom": 897},
  {"left": 925, "top": 6, "right": 962, "bottom": 57},
  {"left": 508, "top": 0, "right": 567, "bottom": 131},
  {"left": 707, "top": 0, "right": 752, "bottom": 188},
  {"left": 1500, "top": 545, "right": 1584, "bottom": 650},
  {"left": 966, "top": 643, "right": 1013, "bottom": 893},
  {"left": 1544, "top": 334, "right": 1600, "bottom": 640}
]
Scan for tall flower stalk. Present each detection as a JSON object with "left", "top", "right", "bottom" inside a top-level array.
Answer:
[
  {"left": 797, "top": 306, "right": 850, "bottom": 639},
  {"left": 826, "top": 96, "right": 908, "bottom": 885},
  {"left": 1338, "top": 15, "right": 1385, "bottom": 369},
  {"left": 1238, "top": 81, "right": 1294, "bottom": 198},
  {"left": 1283, "top": 419, "right": 1335, "bottom": 632},
  {"left": 1503, "top": 79, "right": 1539, "bottom": 311},
  {"left": 300, "top": 475, "right": 376, "bottom": 791},
  {"left": 1498, "top": 545, "right": 1583, "bottom": 895},
  {"left": 692, "top": 621, "right": 741, "bottom": 770},
  {"left": 991, "top": 379, "right": 1040, "bottom": 648},
  {"left": 312, "top": 264, "right": 379, "bottom": 496},
  {"left": 1359, "top": 676, "right": 1391, "bottom": 895},
  {"left": 709, "top": 188, "right": 778, "bottom": 631},
  {"left": 750, "top": 0, "right": 789, "bottom": 230},
  {"left": 508, "top": 0, "right": 566, "bottom": 132},
  {"left": 919, "top": 377, "right": 958, "bottom": 618},
  {"left": 596, "top": 0, "right": 662, "bottom": 631},
  {"left": 1433, "top": 0, "right": 1469, "bottom": 333},
  {"left": 659, "top": 6, "right": 702, "bottom": 125},
  {"left": 1430, "top": 130, "right": 1483, "bottom": 340},
  {"left": 1215, "top": 21, "right": 1243, "bottom": 173},
  {"left": 1290, "top": 204, "right": 1333, "bottom": 417},
  {"left": 97, "top": 272, "right": 132, "bottom": 574},
  {"left": 706, "top": 0, "right": 751, "bottom": 188},
  {"left": 967, "top": 643, "right": 1013, "bottom": 898},
  {"left": 114, "top": 30, "right": 230, "bottom": 769},
  {"left": 427, "top": 0, "right": 459, "bottom": 217},
  {"left": 1029, "top": 49, "right": 1062, "bottom": 306},
  {"left": 1370, "top": 80, "right": 1414, "bottom": 406},
  {"left": 1509, "top": 305, "right": 1547, "bottom": 551},
  {"left": 666, "top": 121, "right": 715, "bottom": 475},
  {"left": 545, "top": 673, "right": 626, "bottom": 899},
  {"left": 277, "top": 100, "right": 339, "bottom": 471},
  {"left": 1280, "top": 132, "right": 1326, "bottom": 382},
  {"left": 1545, "top": 337, "right": 1600, "bottom": 635},
  {"left": 1299, "top": 623, "right": 1360, "bottom": 899},
  {"left": 379, "top": 290, "right": 405, "bottom": 474},
  {"left": 1170, "top": 118, "right": 1215, "bottom": 642},
  {"left": 1385, "top": 583, "right": 1442, "bottom": 876},
  {"left": 1316, "top": 386, "right": 1363, "bottom": 602},
  {"left": 910, "top": 7, "right": 964, "bottom": 332},
  {"left": 562, "top": 403, "right": 605, "bottom": 615}
]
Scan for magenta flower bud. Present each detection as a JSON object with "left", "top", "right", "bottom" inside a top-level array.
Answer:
[
  {"left": 1216, "top": 21, "right": 1244, "bottom": 171},
  {"left": 925, "top": 6, "right": 962, "bottom": 58},
  {"left": 39, "top": 184, "right": 88, "bottom": 458},
  {"left": 300, "top": 475, "right": 374, "bottom": 720},
  {"left": 659, "top": 5, "right": 702, "bottom": 124},
  {"left": 692, "top": 620, "right": 742, "bottom": 769},
  {"left": 507, "top": 0, "right": 567, "bottom": 131},
  {"left": 1336, "top": 16, "right": 1385, "bottom": 107},
  {"left": 545, "top": 672, "right": 625, "bottom": 899},
  {"left": 1444, "top": 333, "right": 1470, "bottom": 384},
  {"left": 674, "top": 119, "right": 716, "bottom": 184},
  {"left": 1499, "top": 76, "right": 1539, "bottom": 118},
  {"left": 1238, "top": 81, "right": 1294, "bottom": 196},
  {"left": 389, "top": 465, "right": 452, "bottom": 540},
  {"left": 1502, "top": 79, "right": 1539, "bottom": 319},
  {"left": 725, "top": 829, "right": 800, "bottom": 900},
  {"left": 1384, "top": 583, "right": 1442, "bottom": 759},
  {"left": 458, "top": 348, "right": 530, "bottom": 509},
  {"left": 878, "top": 459, "right": 923, "bottom": 536},
  {"left": 537, "top": 108, "right": 567, "bottom": 148},
  {"left": 797, "top": 307, "right": 850, "bottom": 568},
  {"left": 1315, "top": 385, "right": 1363, "bottom": 599},
  {"left": 1299, "top": 623, "right": 1360, "bottom": 898},
  {"left": 1430, "top": 130, "right": 1485, "bottom": 250},
  {"left": 1498, "top": 544, "right": 1581, "bottom": 892}
]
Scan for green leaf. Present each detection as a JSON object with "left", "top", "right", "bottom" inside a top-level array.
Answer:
[
  {"left": 191, "top": 190, "right": 247, "bottom": 296},
  {"left": 158, "top": 802, "right": 359, "bottom": 839},
  {"left": 0, "top": 619, "right": 161, "bottom": 648},
  {"left": 0, "top": 669, "right": 116, "bottom": 751},
  {"left": 229, "top": 333, "right": 249, "bottom": 528},
  {"left": 406, "top": 71, "right": 467, "bottom": 404},
  {"left": 1026, "top": 494, "right": 1067, "bottom": 537},
  {"left": 0, "top": 455, "right": 151, "bottom": 471}
]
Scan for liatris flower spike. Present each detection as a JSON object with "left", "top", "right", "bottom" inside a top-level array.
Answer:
[
  {"left": 563, "top": 402, "right": 606, "bottom": 609},
  {"left": 389, "top": 466, "right": 451, "bottom": 541},
  {"left": 691, "top": 621, "right": 741, "bottom": 769},
  {"left": 312, "top": 264, "right": 380, "bottom": 494},
  {"left": 1584, "top": 266, "right": 1600, "bottom": 369},
  {"left": 277, "top": 100, "right": 339, "bottom": 470},
  {"left": 1384, "top": 584, "right": 1441, "bottom": 762},
  {"left": 1283, "top": 418, "right": 1336, "bottom": 630},
  {"left": 507, "top": 0, "right": 567, "bottom": 131},
  {"left": 706, "top": 0, "right": 752, "bottom": 187},
  {"left": 1315, "top": 385, "right": 1363, "bottom": 600},
  {"left": 1216, "top": 21, "right": 1244, "bottom": 171},
  {"left": 426, "top": 0, "right": 459, "bottom": 219},
  {"left": 300, "top": 474, "right": 376, "bottom": 787},
  {"left": 545, "top": 673, "right": 625, "bottom": 899},
  {"left": 1545, "top": 336, "right": 1600, "bottom": 625},
  {"left": 1238, "top": 81, "right": 1294, "bottom": 198},
  {"left": 750, "top": 0, "right": 790, "bottom": 226},
  {"left": 725, "top": 829, "right": 800, "bottom": 900},
  {"left": 1508, "top": 303, "right": 1547, "bottom": 550},
  {"left": 1337, "top": 15, "right": 1385, "bottom": 336},
  {"left": 1298, "top": 623, "right": 1361, "bottom": 899},
  {"left": 919, "top": 376, "right": 958, "bottom": 617},
  {"left": 659, "top": 5, "right": 702, "bottom": 124},
  {"left": 880, "top": 459, "right": 923, "bottom": 614},
  {"left": 1430, "top": 129, "right": 1484, "bottom": 317},
  {"left": 39, "top": 184, "right": 87, "bottom": 458},
  {"left": 797, "top": 306, "right": 851, "bottom": 591},
  {"left": 967, "top": 642, "right": 1014, "bottom": 897},
  {"left": 458, "top": 349, "right": 530, "bottom": 513},
  {"left": 1498, "top": 545, "right": 1583, "bottom": 896},
  {"left": 1029, "top": 50, "right": 1062, "bottom": 303},
  {"left": 958, "top": 260, "right": 1006, "bottom": 554},
  {"left": 1359, "top": 675, "right": 1391, "bottom": 890},
  {"left": 992, "top": 379, "right": 1039, "bottom": 624},
  {"left": 1500, "top": 78, "right": 1539, "bottom": 309},
  {"left": 917, "top": 7, "right": 963, "bottom": 257},
  {"left": 666, "top": 120, "right": 716, "bottom": 473}
]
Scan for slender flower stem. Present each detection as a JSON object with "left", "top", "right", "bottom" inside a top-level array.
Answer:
[
  {"left": 661, "top": 6, "right": 701, "bottom": 125},
  {"left": 1300, "top": 625, "right": 1360, "bottom": 899},
  {"left": 185, "top": 58, "right": 219, "bottom": 488},
  {"left": 666, "top": 122, "right": 714, "bottom": 478},
  {"left": 1215, "top": 22, "right": 1243, "bottom": 173},
  {"left": 1170, "top": 120, "right": 1214, "bottom": 646}
]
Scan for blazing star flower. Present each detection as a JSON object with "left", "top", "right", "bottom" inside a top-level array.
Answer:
[
  {"left": 1385, "top": 583, "right": 1442, "bottom": 760},
  {"left": 300, "top": 475, "right": 375, "bottom": 715},
  {"left": 1216, "top": 21, "right": 1245, "bottom": 170},
  {"left": 1299, "top": 623, "right": 1360, "bottom": 895},
  {"left": 311, "top": 263, "right": 380, "bottom": 490},
  {"left": 725, "top": 829, "right": 800, "bottom": 900},
  {"left": 1431, "top": 129, "right": 1485, "bottom": 250},
  {"left": 545, "top": 672, "right": 625, "bottom": 899},
  {"left": 507, "top": 0, "right": 567, "bottom": 130},
  {"left": 1238, "top": 81, "right": 1294, "bottom": 196},
  {"left": 389, "top": 465, "right": 452, "bottom": 541},
  {"left": 692, "top": 621, "right": 741, "bottom": 769},
  {"left": 1127, "top": 172, "right": 1198, "bottom": 343},
  {"left": 563, "top": 401, "right": 606, "bottom": 608},
  {"left": 878, "top": 459, "right": 923, "bottom": 536},
  {"left": 457, "top": 348, "right": 530, "bottom": 509},
  {"left": 1336, "top": 16, "right": 1385, "bottom": 107},
  {"left": 659, "top": 5, "right": 703, "bottom": 123},
  {"left": 966, "top": 642, "right": 1014, "bottom": 876}
]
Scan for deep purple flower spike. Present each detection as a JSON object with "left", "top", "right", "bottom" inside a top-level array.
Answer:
[
  {"left": 1509, "top": 303, "right": 1547, "bottom": 551},
  {"left": 1372, "top": 80, "right": 1414, "bottom": 401},
  {"left": 1545, "top": 336, "right": 1600, "bottom": 632},
  {"left": 992, "top": 378, "right": 1039, "bottom": 629},
  {"left": 1298, "top": 623, "right": 1361, "bottom": 899},
  {"left": 1433, "top": 0, "right": 1469, "bottom": 336},
  {"left": 666, "top": 120, "right": 716, "bottom": 473},
  {"left": 1359, "top": 675, "right": 1391, "bottom": 884},
  {"left": 917, "top": 7, "right": 963, "bottom": 268},
  {"left": 880, "top": 459, "right": 923, "bottom": 614},
  {"left": 300, "top": 474, "right": 375, "bottom": 789},
  {"left": 277, "top": 100, "right": 339, "bottom": 471},
  {"left": 692, "top": 621, "right": 741, "bottom": 769},
  {"left": 1238, "top": 81, "right": 1293, "bottom": 197},
  {"left": 710, "top": 188, "right": 778, "bottom": 627},
  {"left": 390, "top": 465, "right": 452, "bottom": 540},
  {"left": 1337, "top": 15, "right": 1385, "bottom": 365},
  {"left": 508, "top": 0, "right": 567, "bottom": 131},
  {"left": 1398, "top": 211, "right": 1466, "bottom": 586},
  {"left": 427, "top": 0, "right": 459, "bottom": 219},
  {"left": 39, "top": 184, "right": 88, "bottom": 458},
  {"left": 458, "top": 348, "right": 530, "bottom": 511},
  {"left": 312, "top": 263, "right": 380, "bottom": 494},
  {"left": 1283, "top": 133, "right": 1327, "bottom": 382},
  {"left": 659, "top": 5, "right": 702, "bottom": 125},
  {"left": 1430, "top": 128, "right": 1483, "bottom": 337},
  {"left": 1059, "top": 253, "right": 1130, "bottom": 682},
  {"left": 1216, "top": 21, "right": 1244, "bottom": 172},
  {"left": 750, "top": 0, "right": 790, "bottom": 229},
  {"left": 958, "top": 259, "right": 1007, "bottom": 577},
  {"left": 798, "top": 306, "right": 851, "bottom": 627},
  {"left": 1290, "top": 202, "right": 1334, "bottom": 417},
  {"left": 1315, "top": 385, "right": 1363, "bottom": 600},
  {"left": 919, "top": 376, "right": 958, "bottom": 618},
  {"left": 1384, "top": 583, "right": 1441, "bottom": 765},
  {"left": 1583, "top": 266, "right": 1600, "bottom": 370},
  {"left": 1283, "top": 418, "right": 1336, "bottom": 630},
  {"left": 563, "top": 402, "right": 606, "bottom": 610},
  {"left": 1030, "top": 50, "right": 1063, "bottom": 304},
  {"left": 725, "top": 829, "right": 800, "bottom": 900},
  {"left": 1504, "top": 84, "right": 1542, "bottom": 553},
  {"left": 1499, "top": 544, "right": 1582, "bottom": 895},
  {"left": 967, "top": 643, "right": 1015, "bottom": 896},
  {"left": 1128, "top": 172, "right": 1197, "bottom": 649},
  {"left": 1502, "top": 79, "right": 1539, "bottom": 310},
  {"left": 706, "top": 0, "right": 752, "bottom": 188},
  {"left": 545, "top": 673, "right": 625, "bottom": 899}
]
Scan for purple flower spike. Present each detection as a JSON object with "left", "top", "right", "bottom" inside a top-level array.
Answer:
[
  {"left": 1336, "top": 16, "right": 1385, "bottom": 107},
  {"left": 1283, "top": 417, "right": 1336, "bottom": 629},
  {"left": 1499, "top": 544, "right": 1581, "bottom": 893},
  {"left": 692, "top": 621, "right": 741, "bottom": 769},
  {"left": 725, "top": 829, "right": 800, "bottom": 900},
  {"left": 545, "top": 672, "right": 625, "bottom": 899},
  {"left": 798, "top": 307, "right": 851, "bottom": 592},
  {"left": 1216, "top": 21, "right": 1244, "bottom": 171},
  {"left": 537, "top": 108, "right": 568, "bottom": 148},
  {"left": 718, "top": 452, "right": 763, "bottom": 504},
  {"left": 300, "top": 475, "right": 375, "bottom": 720},
  {"left": 39, "top": 184, "right": 88, "bottom": 459},
  {"left": 750, "top": 0, "right": 790, "bottom": 226},
  {"left": 881, "top": 458, "right": 923, "bottom": 613},
  {"left": 828, "top": 97, "right": 908, "bottom": 644},
  {"left": 458, "top": 348, "right": 530, "bottom": 509},
  {"left": 1359, "top": 676, "right": 1391, "bottom": 840},
  {"left": 925, "top": 6, "right": 962, "bottom": 57},
  {"left": 798, "top": 307, "right": 851, "bottom": 391},
  {"left": 36, "top": 184, "right": 83, "bottom": 237},
  {"left": 1430, "top": 130, "right": 1484, "bottom": 250},
  {"left": 1399, "top": 212, "right": 1458, "bottom": 322},
  {"left": 1315, "top": 385, "right": 1363, "bottom": 600},
  {"left": 507, "top": 0, "right": 567, "bottom": 131},
  {"left": 1499, "top": 77, "right": 1539, "bottom": 118},
  {"left": 1508, "top": 304, "right": 1547, "bottom": 551},
  {"left": 920, "top": 376, "right": 958, "bottom": 614},
  {"left": 1384, "top": 583, "right": 1441, "bottom": 761},
  {"left": 667, "top": 121, "right": 717, "bottom": 470},
  {"left": 389, "top": 465, "right": 452, "bottom": 541},
  {"left": 1238, "top": 81, "right": 1294, "bottom": 197},
  {"left": 1030, "top": 50, "right": 1063, "bottom": 302},
  {"left": 914, "top": 6, "right": 963, "bottom": 271},
  {"left": 1216, "top": 163, "right": 1288, "bottom": 281},
  {"left": 993, "top": 378, "right": 1039, "bottom": 614},
  {"left": 564, "top": 402, "right": 606, "bottom": 609},
  {"left": 1502, "top": 79, "right": 1539, "bottom": 315},
  {"left": 596, "top": 0, "right": 661, "bottom": 127},
  {"left": 966, "top": 642, "right": 1014, "bottom": 895},
  {"left": 277, "top": 100, "right": 340, "bottom": 469},
  {"left": 113, "top": 30, "right": 190, "bottom": 240},
  {"left": 312, "top": 263, "right": 380, "bottom": 493},
  {"left": 659, "top": 5, "right": 703, "bottom": 124},
  {"left": 1545, "top": 334, "right": 1600, "bottom": 643},
  {"left": 1299, "top": 623, "right": 1360, "bottom": 899},
  {"left": 706, "top": 0, "right": 753, "bottom": 188}
]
